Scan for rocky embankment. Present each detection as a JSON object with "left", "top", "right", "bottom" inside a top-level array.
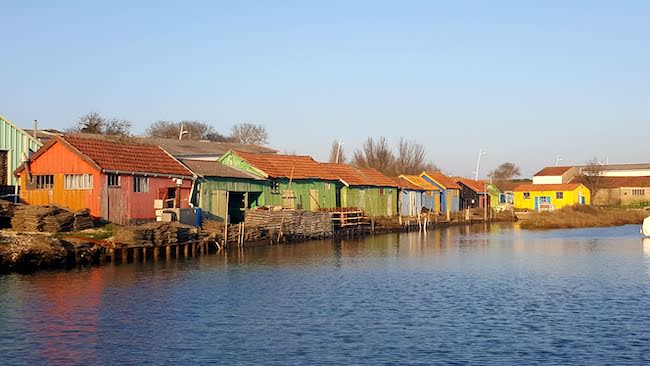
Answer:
[{"left": 0, "top": 231, "right": 105, "bottom": 273}]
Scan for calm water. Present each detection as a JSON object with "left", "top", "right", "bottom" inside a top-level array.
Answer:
[{"left": 2, "top": 223, "right": 650, "bottom": 365}]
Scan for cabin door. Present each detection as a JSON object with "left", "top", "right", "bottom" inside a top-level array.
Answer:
[
  {"left": 210, "top": 190, "right": 229, "bottom": 222},
  {"left": 408, "top": 191, "right": 417, "bottom": 216},
  {"left": 309, "top": 189, "right": 320, "bottom": 211},
  {"left": 387, "top": 191, "right": 393, "bottom": 216}
]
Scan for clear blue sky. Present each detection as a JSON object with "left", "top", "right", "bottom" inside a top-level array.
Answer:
[{"left": 2, "top": 0, "right": 649, "bottom": 177}]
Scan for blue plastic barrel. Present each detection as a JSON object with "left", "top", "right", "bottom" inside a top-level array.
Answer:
[{"left": 195, "top": 208, "right": 202, "bottom": 226}]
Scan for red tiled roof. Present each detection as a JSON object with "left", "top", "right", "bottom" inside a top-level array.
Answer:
[
  {"left": 574, "top": 176, "right": 650, "bottom": 188},
  {"left": 235, "top": 150, "right": 339, "bottom": 180},
  {"left": 534, "top": 166, "right": 574, "bottom": 176},
  {"left": 514, "top": 183, "right": 583, "bottom": 192},
  {"left": 497, "top": 181, "right": 528, "bottom": 191},
  {"left": 421, "top": 171, "right": 461, "bottom": 189},
  {"left": 63, "top": 135, "right": 193, "bottom": 176},
  {"left": 455, "top": 177, "right": 488, "bottom": 193},
  {"left": 399, "top": 175, "right": 440, "bottom": 191},
  {"left": 393, "top": 176, "right": 425, "bottom": 190},
  {"left": 321, "top": 163, "right": 375, "bottom": 186},
  {"left": 358, "top": 168, "right": 399, "bottom": 187}
]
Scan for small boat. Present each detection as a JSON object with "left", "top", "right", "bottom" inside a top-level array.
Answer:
[{"left": 642, "top": 216, "right": 650, "bottom": 237}]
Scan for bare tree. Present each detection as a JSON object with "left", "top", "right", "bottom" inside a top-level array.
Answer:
[
  {"left": 352, "top": 137, "right": 395, "bottom": 174},
  {"left": 488, "top": 162, "right": 522, "bottom": 184},
  {"left": 231, "top": 123, "right": 269, "bottom": 145},
  {"left": 69, "top": 111, "right": 132, "bottom": 136},
  {"left": 352, "top": 137, "right": 436, "bottom": 176},
  {"left": 145, "top": 120, "right": 231, "bottom": 141},
  {"left": 580, "top": 158, "right": 605, "bottom": 205},
  {"left": 395, "top": 138, "right": 437, "bottom": 175},
  {"left": 328, "top": 140, "right": 346, "bottom": 163}
]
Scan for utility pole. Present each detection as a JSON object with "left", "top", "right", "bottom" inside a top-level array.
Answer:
[
  {"left": 335, "top": 138, "right": 343, "bottom": 163},
  {"left": 178, "top": 123, "right": 188, "bottom": 140},
  {"left": 474, "top": 148, "right": 487, "bottom": 181}
]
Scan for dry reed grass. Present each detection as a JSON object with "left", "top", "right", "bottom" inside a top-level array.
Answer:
[{"left": 520, "top": 205, "right": 649, "bottom": 230}]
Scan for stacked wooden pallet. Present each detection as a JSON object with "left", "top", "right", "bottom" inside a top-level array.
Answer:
[
  {"left": 113, "top": 222, "right": 196, "bottom": 247},
  {"left": 10, "top": 205, "right": 94, "bottom": 233},
  {"left": 73, "top": 209, "right": 94, "bottom": 231}
]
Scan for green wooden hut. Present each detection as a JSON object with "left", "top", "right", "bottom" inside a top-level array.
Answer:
[
  {"left": 0, "top": 115, "right": 42, "bottom": 191},
  {"left": 182, "top": 159, "right": 269, "bottom": 223},
  {"left": 218, "top": 150, "right": 340, "bottom": 211},
  {"left": 322, "top": 164, "right": 399, "bottom": 217}
]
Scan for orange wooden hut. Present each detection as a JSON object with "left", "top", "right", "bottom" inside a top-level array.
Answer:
[{"left": 15, "top": 135, "right": 194, "bottom": 225}]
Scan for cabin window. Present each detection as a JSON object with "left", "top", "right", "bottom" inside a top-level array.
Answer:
[
  {"left": 523, "top": 192, "right": 530, "bottom": 199},
  {"left": 324, "top": 182, "right": 332, "bottom": 190},
  {"left": 34, "top": 175, "right": 54, "bottom": 190},
  {"left": 64, "top": 174, "right": 93, "bottom": 190},
  {"left": 379, "top": 188, "right": 385, "bottom": 196},
  {"left": 134, "top": 176, "right": 149, "bottom": 193},
  {"left": 540, "top": 196, "right": 550, "bottom": 204},
  {"left": 556, "top": 192, "right": 564, "bottom": 199},
  {"left": 107, "top": 174, "right": 120, "bottom": 187},
  {"left": 271, "top": 180, "right": 280, "bottom": 195},
  {"left": 632, "top": 189, "right": 645, "bottom": 196}
]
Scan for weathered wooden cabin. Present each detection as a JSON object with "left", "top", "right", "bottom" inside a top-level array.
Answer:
[
  {"left": 393, "top": 176, "right": 427, "bottom": 217},
  {"left": 0, "top": 115, "right": 42, "bottom": 194},
  {"left": 321, "top": 163, "right": 398, "bottom": 217},
  {"left": 15, "top": 135, "right": 194, "bottom": 224},
  {"left": 455, "top": 177, "right": 490, "bottom": 209},
  {"left": 420, "top": 171, "right": 461, "bottom": 213},
  {"left": 219, "top": 150, "right": 340, "bottom": 211},
  {"left": 181, "top": 159, "right": 268, "bottom": 223},
  {"left": 399, "top": 175, "right": 440, "bottom": 213}
]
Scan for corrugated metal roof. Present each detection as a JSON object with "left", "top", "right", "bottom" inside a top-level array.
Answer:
[
  {"left": 393, "top": 176, "right": 425, "bottom": 191},
  {"left": 147, "top": 138, "right": 276, "bottom": 157},
  {"left": 399, "top": 175, "right": 440, "bottom": 191},
  {"left": 514, "top": 183, "right": 583, "bottom": 192},
  {"left": 421, "top": 171, "right": 461, "bottom": 189},
  {"left": 181, "top": 159, "right": 265, "bottom": 180}
]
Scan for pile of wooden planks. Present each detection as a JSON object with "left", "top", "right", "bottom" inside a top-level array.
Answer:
[
  {"left": 244, "top": 209, "right": 333, "bottom": 241},
  {"left": 112, "top": 222, "right": 197, "bottom": 247},
  {"left": 11, "top": 205, "right": 94, "bottom": 233}
]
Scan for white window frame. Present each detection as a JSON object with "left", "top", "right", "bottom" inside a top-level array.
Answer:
[
  {"left": 134, "top": 176, "right": 149, "bottom": 193},
  {"left": 64, "top": 174, "right": 93, "bottom": 190},
  {"left": 107, "top": 174, "right": 121, "bottom": 187},
  {"left": 34, "top": 175, "right": 54, "bottom": 190}
]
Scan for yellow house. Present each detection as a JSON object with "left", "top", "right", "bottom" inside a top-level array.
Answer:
[{"left": 514, "top": 183, "right": 590, "bottom": 210}]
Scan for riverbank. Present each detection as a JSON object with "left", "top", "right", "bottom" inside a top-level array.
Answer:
[
  {"left": 0, "top": 209, "right": 515, "bottom": 273},
  {"left": 518, "top": 205, "right": 648, "bottom": 230}
]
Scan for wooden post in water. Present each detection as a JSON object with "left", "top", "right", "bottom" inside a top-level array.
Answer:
[
  {"left": 133, "top": 247, "right": 141, "bottom": 262},
  {"left": 121, "top": 248, "right": 129, "bottom": 263},
  {"left": 153, "top": 247, "right": 160, "bottom": 261},
  {"left": 166, "top": 246, "right": 172, "bottom": 260},
  {"left": 142, "top": 247, "right": 148, "bottom": 263},
  {"left": 183, "top": 244, "right": 189, "bottom": 257}
]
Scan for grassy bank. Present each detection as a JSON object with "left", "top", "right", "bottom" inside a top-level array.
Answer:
[{"left": 519, "top": 205, "right": 648, "bottom": 230}]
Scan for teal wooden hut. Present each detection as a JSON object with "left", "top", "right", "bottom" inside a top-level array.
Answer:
[{"left": 0, "top": 115, "right": 42, "bottom": 192}]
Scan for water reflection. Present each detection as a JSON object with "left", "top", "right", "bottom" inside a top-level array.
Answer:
[{"left": 1, "top": 223, "right": 649, "bottom": 365}]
